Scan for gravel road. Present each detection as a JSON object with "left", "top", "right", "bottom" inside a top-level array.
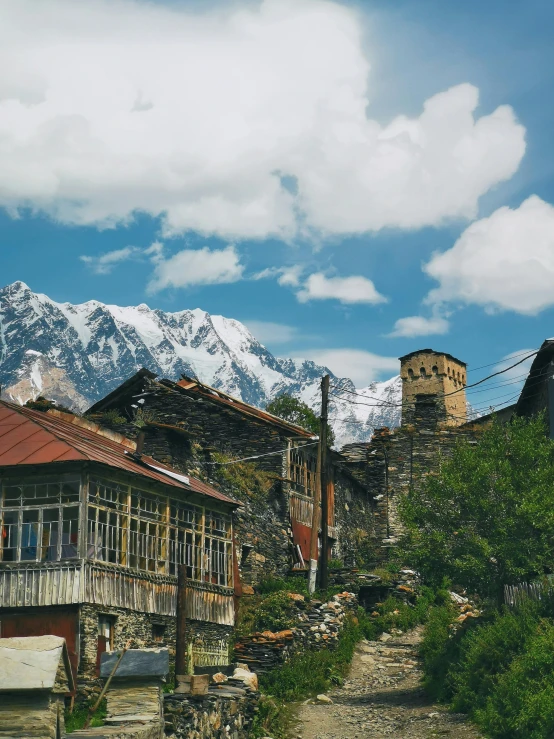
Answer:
[{"left": 293, "top": 627, "right": 483, "bottom": 739}]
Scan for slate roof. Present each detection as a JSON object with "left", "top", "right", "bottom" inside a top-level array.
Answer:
[
  {"left": 0, "top": 401, "right": 237, "bottom": 507},
  {"left": 0, "top": 635, "right": 74, "bottom": 693},
  {"left": 100, "top": 647, "right": 169, "bottom": 679},
  {"left": 87, "top": 368, "right": 316, "bottom": 439}
]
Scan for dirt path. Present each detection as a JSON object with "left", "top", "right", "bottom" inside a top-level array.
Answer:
[{"left": 293, "top": 627, "right": 483, "bottom": 739}]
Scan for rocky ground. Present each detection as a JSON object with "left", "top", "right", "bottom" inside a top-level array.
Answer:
[{"left": 293, "top": 626, "right": 483, "bottom": 738}]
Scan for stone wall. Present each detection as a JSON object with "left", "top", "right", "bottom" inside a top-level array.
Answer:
[
  {"left": 0, "top": 694, "right": 62, "bottom": 739},
  {"left": 342, "top": 400, "right": 485, "bottom": 551},
  {"left": 78, "top": 604, "right": 231, "bottom": 700},
  {"left": 164, "top": 689, "right": 258, "bottom": 739}
]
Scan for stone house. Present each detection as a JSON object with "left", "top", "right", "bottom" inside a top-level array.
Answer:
[
  {"left": 0, "top": 635, "right": 74, "bottom": 738},
  {"left": 0, "top": 400, "right": 240, "bottom": 693},
  {"left": 86, "top": 370, "right": 376, "bottom": 583},
  {"left": 341, "top": 349, "right": 485, "bottom": 549}
]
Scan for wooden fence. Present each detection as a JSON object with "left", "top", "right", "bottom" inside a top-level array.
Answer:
[{"left": 504, "top": 580, "right": 553, "bottom": 607}]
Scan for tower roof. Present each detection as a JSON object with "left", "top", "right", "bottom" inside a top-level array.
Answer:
[{"left": 398, "top": 348, "right": 466, "bottom": 367}]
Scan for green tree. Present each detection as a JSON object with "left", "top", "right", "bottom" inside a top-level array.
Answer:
[
  {"left": 400, "top": 414, "right": 554, "bottom": 604},
  {"left": 266, "top": 393, "right": 335, "bottom": 447}
]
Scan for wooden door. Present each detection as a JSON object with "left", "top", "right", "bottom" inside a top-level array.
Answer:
[{"left": 0, "top": 608, "right": 78, "bottom": 690}]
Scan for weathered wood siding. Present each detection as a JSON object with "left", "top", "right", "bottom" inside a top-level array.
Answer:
[{"left": 0, "top": 562, "right": 235, "bottom": 625}]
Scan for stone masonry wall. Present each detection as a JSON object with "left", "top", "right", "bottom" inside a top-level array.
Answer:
[
  {"left": 163, "top": 689, "right": 258, "bottom": 739},
  {"left": 342, "top": 401, "right": 485, "bottom": 553},
  {"left": 78, "top": 604, "right": 231, "bottom": 700}
]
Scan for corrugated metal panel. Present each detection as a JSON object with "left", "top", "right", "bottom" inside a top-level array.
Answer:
[{"left": 0, "top": 402, "right": 236, "bottom": 506}]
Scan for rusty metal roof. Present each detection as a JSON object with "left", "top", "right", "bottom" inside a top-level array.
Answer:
[{"left": 0, "top": 401, "right": 237, "bottom": 506}]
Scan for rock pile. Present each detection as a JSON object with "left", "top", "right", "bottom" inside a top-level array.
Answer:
[{"left": 234, "top": 592, "right": 358, "bottom": 674}]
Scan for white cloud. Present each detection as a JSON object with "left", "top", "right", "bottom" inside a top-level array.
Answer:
[
  {"left": 425, "top": 196, "right": 554, "bottom": 315},
  {"left": 0, "top": 0, "right": 526, "bottom": 240},
  {"left": 305, "top": 349, "right": 399, "bottom": 386},
  {"left": 296, "top": 272, "right": 386, "bottom": 304},
  {"left": 147, "top": 245, "right": 244, "bottom": 293},
  {"left": 80, "top": 246, "right": 140, "bottom": 274},
  {"left": 387, "top": 314, "right": 449, "bottom": 338},
  {"left": 243, "top": 320, "right": 298, "bottom": 345}
]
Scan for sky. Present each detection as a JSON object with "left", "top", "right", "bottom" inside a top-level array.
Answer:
[{"left": 1, "top": 0, "right": 554, "bottom": 412}]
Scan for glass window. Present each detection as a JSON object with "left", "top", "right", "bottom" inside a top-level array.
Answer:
[
  {"left": 0, "top": 476, "right": 80, "bottom": 563},
  {"left": 87, "top": 477, "right": 233, "bottom": 586}
]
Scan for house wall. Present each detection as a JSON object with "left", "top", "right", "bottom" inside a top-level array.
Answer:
[
  {"left": 342, "top": 399, "right": 484, "bottom": 550},
  {"left": 79, "top": 603, "right": 232, "bottom": 701},
  {"left": 89, "top": 377, "right": 375, "bottom": 581}
]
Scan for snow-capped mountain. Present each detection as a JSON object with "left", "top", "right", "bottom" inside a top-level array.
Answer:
[{"left": 0, "top": 281, "right": 402, "bottom": 447}]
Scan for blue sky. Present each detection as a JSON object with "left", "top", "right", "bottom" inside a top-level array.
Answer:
[{"left": 2, "top": 0, "right": 554, "bottom": 411}]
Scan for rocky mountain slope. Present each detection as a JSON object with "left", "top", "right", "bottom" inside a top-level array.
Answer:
[{"left": 0, "top": 281, "right": 402, "bottom": 447}]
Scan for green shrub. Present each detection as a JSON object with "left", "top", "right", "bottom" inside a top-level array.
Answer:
[
  {"left": 476, "top": 620, "right": 554, "bottom": 739},
  {"left": 251, "top": 592, "right": 298, "bottom": 633},
  {"left": 449, "top": 602, "right": 542, "bottom": 715},
  {"left": 419, "top": 602, "right": 461, "bottom": 701}
]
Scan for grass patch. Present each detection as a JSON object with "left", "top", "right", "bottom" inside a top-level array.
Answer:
[{"left": 65, "top": 699, "right": 107, "bottom": 733}]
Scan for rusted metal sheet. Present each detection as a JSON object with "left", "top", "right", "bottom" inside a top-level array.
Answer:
[
  {"left": 0, "top": 609, "right": 79, "bottom": 689},
  {"left": 0, "top": 401, "right": 236, "bottom": 505}
]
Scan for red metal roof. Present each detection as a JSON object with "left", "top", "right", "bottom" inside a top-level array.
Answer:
[{"left": 0, "top": 401, "right": 237, "bottom": 506}]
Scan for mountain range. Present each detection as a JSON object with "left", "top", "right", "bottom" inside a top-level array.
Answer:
[{"left": 0, "top": 281, "right": 402, "bottom": 448}]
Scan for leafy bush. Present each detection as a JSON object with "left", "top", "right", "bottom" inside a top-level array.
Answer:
[
  {"left": 476, "top": 619, "right": 554, "bottom": 738},
  {"left": 400, "top": 414, "right": 554, "bottom": 605},
  {"left": 251, "top": 592, "right": 298, "bottom": 633},
  {"left": 419, "top": 596, "right": 554, "bottom": 739},
  {"left": 450, "top": 602, "right": 542, "bottom": 714}
]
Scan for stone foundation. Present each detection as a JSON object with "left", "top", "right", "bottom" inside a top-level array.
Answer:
[{"left": 163, "top": 690, "right": 258, "bottom": 739}]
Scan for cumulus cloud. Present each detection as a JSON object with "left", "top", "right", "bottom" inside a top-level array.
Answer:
[
  {"left": 387, "top": 314, "right": 450, "bottom": 338},
  {"left": 305, "top": 349, "right": 399, "bottom": 385},
  {"left": 425, "top": 196, "right": 554, "bottom": 315},
  {"left": 243, "top": 320, "right": 299, "bottom": 345},
  {"left": 0, "top": 0, "right": 526, "bottom": 240},
  {"left": 80, "top": 246, "right": 140, "bottom": 274},
  {"left": 296, "top": 272, "right": 386, "bottom": 304},
  {"left": 147, "top": 245, "right": 244, "bottom": 293}
]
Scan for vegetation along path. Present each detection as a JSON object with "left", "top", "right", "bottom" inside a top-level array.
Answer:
[{"left": 294, "top": 626, "right": 483, "bottom": 739}]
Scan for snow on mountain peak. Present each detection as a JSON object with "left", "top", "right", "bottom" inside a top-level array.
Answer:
[{"left": 0, "top": 281, "right": 403, "bottom": 446}]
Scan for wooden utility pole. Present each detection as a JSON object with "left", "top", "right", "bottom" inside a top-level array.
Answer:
[
  {"left": 175, "top": 564, "right": 188, "bottom": 679},
  {"left": 308, "top": 439, "right": 322, "bottom": 594},
  {"left": 317, "top": 374, "right": 330, "bottom": 591}
]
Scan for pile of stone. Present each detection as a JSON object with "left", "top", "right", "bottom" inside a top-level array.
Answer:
[
  {"left": 164, "top": 666, "right": 259, "bottom": 739},
  {"left": 234, "top": 592, "right": 358, "bottom": 674}
]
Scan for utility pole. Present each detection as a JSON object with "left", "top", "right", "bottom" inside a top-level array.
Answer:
[
  {"left": 175, "top": 564, "right": 188, "bottom": 680},
  {"left": 317, "top": 374, "right": 330, "bottom": 591},
  {"left": 308, "top": 439, "right": 321, "bottom": 594}
]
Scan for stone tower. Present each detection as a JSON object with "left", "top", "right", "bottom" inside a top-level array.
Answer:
[{"left": 399, "top": 349, "right": 467, "bottom": 427}]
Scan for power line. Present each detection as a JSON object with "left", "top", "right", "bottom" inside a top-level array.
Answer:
[{"left": 203, "top": 440, "right": 319, "bottom": 466}]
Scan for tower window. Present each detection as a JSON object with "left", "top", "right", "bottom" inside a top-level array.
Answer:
[
  {"left": 407, "top": 368, "right": 414, "bottom": 380},
  {"left": 432, "top": 365, "right": 438, "bottom": 375},
  {"left": 420, "top": 367, "right": 426, "bottom": 377}
]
